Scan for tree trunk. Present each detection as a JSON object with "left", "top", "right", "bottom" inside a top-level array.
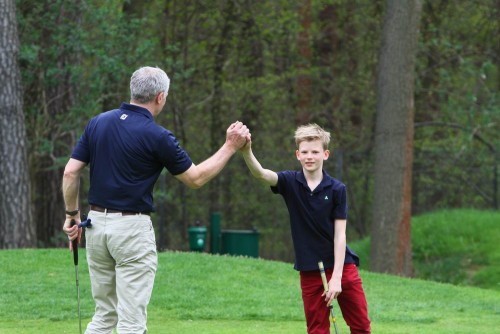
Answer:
[
  {"left": 495, "top": 0, "right": 500, "bottom": 210},
  {"left": 295, "top": 0, "right": 312, "bottom": 125},
  {"left": 497, "top": 0, "right": 500, "bottom": 95},
  {"left": 370, "top": 0, "right": 423, "bottom": 276},
  {"left": 0, "top": 0, "right": 35, "bottom": 248},
  {"left": 317, "top": 3, "right": 339, "bottom": 127}
]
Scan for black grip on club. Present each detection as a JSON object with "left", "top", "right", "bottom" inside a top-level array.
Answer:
[{"left": 70, "top": 219, "right": 78, "bottom": 266}]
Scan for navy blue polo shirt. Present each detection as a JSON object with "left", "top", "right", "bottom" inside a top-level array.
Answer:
[
  {"left": 71, "top": 103, "right": 193, "bottom": 213},
  {"left": 271, "top": 170, "right": 359, "bottom": 271}
]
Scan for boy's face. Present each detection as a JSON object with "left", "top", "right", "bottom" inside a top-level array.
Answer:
[{"left": 296, "top": 139, "right": 330, "bottom": 173}]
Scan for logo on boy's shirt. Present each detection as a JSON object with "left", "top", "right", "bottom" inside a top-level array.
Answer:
[
  {"left": 120, "top": 114, "right": 128, "bottom": 120},
  {"left": 324, "top": 196, "right": 329, "bottom": 200}
]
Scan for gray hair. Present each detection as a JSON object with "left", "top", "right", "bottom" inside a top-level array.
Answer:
[{"left": 130, "top": 66, "right": 170, "bottom": 103}]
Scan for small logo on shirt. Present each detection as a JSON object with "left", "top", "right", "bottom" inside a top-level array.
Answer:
[
  {"left": 120, "top": 114, "right": 128, "bottom": 120},
  {"left": 324, "top": 196, "right": 329, "bottom": 200}
]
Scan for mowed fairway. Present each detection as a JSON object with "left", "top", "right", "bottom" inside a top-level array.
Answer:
[{"left": 1, "top": 249, "right": 499, "bottom": 333}]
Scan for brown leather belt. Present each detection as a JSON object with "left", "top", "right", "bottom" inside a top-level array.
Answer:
[{"left": 90, "top": 205, "right": 149, "bottom": 216}]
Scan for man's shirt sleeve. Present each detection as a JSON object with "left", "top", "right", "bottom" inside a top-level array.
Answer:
[
  {"left": 156, "top": 130, "right": 193, "bottom": 175},
  {"left": 71, "top": 120, "right": 93, "bottom": 163}
]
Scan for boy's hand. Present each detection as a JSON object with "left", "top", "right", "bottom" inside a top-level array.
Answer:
[
  {"left": 240, "top": 135, "right": 252, "bottom": 153},
  {"left": 323, "top": 277, "right": 342, "bottom": 307}
]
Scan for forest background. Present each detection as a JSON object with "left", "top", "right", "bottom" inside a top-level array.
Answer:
[{"left": 1, "top": 0, "right": 499, "bottom": 272}]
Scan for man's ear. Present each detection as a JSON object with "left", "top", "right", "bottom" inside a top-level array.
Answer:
[{"left": 156, "top": 92, "right": 165, "bottom": 104}]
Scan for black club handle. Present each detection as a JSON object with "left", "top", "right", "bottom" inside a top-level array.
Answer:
[{"left": 70, "top": 219, "right": 78, "bottom": 266}]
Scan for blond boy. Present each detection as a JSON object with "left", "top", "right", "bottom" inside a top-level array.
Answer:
[{"left": 241, "top": 123, "right": 370, "bottom": 334}]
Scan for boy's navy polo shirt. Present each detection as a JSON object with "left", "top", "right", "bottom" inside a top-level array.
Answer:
[
  {"left": 71, "top": 103, "right": 193, "bottom": 213},
  {"left": 271, "top": 170, "right": 359, "bottom": 271}
]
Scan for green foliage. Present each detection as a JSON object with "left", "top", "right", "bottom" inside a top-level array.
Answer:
[
  {"left": 412, "top": 209, "right": 500, "bottom": 289},
  {"left": 414, "top": 0, "right": 500, "bottom": 213},
  {"left": 350, "top": 209, "right": 500, "bottom": 290},
  {"left": 14, "top": 0, "right": 500, "bottom": 253},
  {"left": 1, "top": 249, "right": 499, "bottom": 333}
]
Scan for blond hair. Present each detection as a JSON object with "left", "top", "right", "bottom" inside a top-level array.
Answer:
[{"left": 294, "top": 123, "right": 331, "bottom": 150}]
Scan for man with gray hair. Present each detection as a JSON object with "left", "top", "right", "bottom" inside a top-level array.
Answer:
[{"left": 62, "top": 66, "right": 250, "bottom": 333}]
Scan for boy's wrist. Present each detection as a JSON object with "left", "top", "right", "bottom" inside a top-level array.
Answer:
[{"left": 331, "top": 270, "right": 342, "bottom": 280}]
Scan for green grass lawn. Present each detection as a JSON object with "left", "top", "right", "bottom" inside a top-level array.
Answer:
[{"left": 1, "top": 248, "right": 499, "bottom": 333}]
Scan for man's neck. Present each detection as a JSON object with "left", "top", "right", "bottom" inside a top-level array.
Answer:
[{"left": 130, "top": 101, "right": 156, "bottom": 117}]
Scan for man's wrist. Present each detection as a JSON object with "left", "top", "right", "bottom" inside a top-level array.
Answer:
[
  {"left": 222, "top": 142, "right": 238, "bottom": 155},
  {"left": 65, "top": 209, "right": 79, "bottom": 216}
]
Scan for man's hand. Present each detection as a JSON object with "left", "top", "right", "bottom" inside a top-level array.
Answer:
[
  {"left": 63, "top": 217, "right": 82, "bottom": 251},
  {"left": 225, "top": 121, "right": 250, "bottom": 152}
]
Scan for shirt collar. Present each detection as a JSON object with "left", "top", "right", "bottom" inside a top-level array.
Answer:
[
  {"left": 295, "top": 170, "right": 334, "bottom": 192},
  {"left": 119, "top": 102, "right": 154, "bottom": 120}
]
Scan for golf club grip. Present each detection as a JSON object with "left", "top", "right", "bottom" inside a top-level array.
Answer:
[
  {"left": 318, "top": 261, "right": 329, "bottom": 292},
  {"left": 70, "top": 219, "right": 78, "bottom": 266}
]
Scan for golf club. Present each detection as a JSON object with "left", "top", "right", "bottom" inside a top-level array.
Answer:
[
  {"left": 70, "top": 216, "right": 91, "bottom": 334},
  {"left": 318, "top": 261, "right": 340, "bottom": 334}
]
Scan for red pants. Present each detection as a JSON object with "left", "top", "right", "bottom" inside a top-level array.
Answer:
[{"left": 300, "top": 264, "right": 371, "bottom": 334}]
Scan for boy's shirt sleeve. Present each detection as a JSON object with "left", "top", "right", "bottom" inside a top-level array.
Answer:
[
  {"left": 270, "top": 171, "right": 291, "bottom": 195},
  {"left": 332, "top": 183, "right": 348, "bottom": 220}
]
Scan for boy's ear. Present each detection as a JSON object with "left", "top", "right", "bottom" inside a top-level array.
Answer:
[
  {"left": 296, "top": 150, "right": 300, "bottom": 160},
  {"left": 324, "top": 149, "right": 330, "bottom": 160}
]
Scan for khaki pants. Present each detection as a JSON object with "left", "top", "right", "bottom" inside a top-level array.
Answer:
[{"left": 85, "top": 210, "right": 158, "bottom": 334}]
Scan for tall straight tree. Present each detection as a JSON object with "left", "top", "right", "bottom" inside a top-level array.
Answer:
[
  {"left": 0, "top": 0, "right": 35, "bottom": 248},
  {"left": 370, "top": 0, "right": 422, "bottom": 276},
  {"left": 296, "top": 0, "right": 312, "bottom": 125}
]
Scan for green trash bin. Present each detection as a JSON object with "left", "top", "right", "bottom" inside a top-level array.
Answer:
[
  {"left": 221, "top": 229, "right": 259, "bottom": 258},
  {"left": 188, "top": 226, "right": 207, "bottom": 252}
]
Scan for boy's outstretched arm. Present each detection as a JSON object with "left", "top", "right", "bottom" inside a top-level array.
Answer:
[{"left": 240, "top": 141, "right": 278, "bottom": 186}]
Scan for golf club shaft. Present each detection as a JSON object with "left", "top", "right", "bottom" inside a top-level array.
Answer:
[
  {"left": 70, "top": 219, "right": 82, "bottom": 334},
  {"left": 75, "top": 265, "right": 82, "bottom": 334},
  {"left": 318, "top": 261, "right": 340, "bottom": 334}
]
